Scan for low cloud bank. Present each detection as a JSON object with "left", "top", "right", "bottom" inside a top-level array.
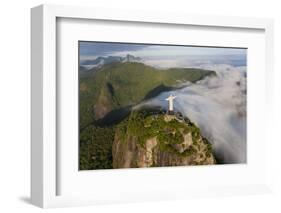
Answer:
[{"left": 138, "top": 64, "right": 247, "bottom": 164}]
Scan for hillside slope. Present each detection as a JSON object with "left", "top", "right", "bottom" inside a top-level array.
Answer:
[{"left": 79, "top": 62, "right": 216, "bottom": 128}]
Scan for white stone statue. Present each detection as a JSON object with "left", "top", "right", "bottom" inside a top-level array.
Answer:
[{"left": 165, "top": 94, "right": 176, "bottom": 111}]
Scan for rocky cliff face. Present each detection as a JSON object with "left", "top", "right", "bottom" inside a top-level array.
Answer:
[{"left": 112, "top": 110, "right": 215, "bottom": 168}]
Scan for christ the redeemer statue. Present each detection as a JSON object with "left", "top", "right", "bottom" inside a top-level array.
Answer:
[{"left": 165, "top": 94, "right": 176, "bottom": 112}]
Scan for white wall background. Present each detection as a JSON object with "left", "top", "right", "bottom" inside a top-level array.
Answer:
[{"left": 0, "top": 0, "right": 280, "bottom": 212}]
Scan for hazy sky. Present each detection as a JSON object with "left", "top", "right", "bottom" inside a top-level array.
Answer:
[{"left": 79, "top": 41, "right": 247, "bottom": 68}]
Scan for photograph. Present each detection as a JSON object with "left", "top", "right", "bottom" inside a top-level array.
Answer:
[{"left": 78, "top": 41, "right": 247, "bottom": 170}]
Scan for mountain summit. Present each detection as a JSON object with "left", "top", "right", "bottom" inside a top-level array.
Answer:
[
  {"left": 113, "top": 109, "right": 216, "bottom": 168},
  {"left": 123, "top": 54, "right": 142, "bottom": 63},
  {"left": 80, "top": 54, "right": 142, "bottom": 71}
]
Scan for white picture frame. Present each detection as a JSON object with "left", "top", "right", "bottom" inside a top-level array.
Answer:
[{"left": 31, "top": 4, "right": 274, "bottom": 208}]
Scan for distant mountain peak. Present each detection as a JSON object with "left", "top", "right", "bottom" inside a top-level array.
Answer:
[
  {"left": 123, "top": 54, "right": 142, "bottom": 63},
  {"left": 80, "top": 55, "right": 142, "bottom": 71}
]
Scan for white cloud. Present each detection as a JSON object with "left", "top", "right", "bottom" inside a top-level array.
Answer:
[{"left": 138, "top": 64, "right": 247, "bottom": 164}]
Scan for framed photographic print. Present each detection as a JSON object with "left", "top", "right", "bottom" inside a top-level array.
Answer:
[
  {"left": 31, "top": 4, "right": 274, "bottom": 208},
  {"left": 78, "top": 41, "right": 246, "bottom": 170}
]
